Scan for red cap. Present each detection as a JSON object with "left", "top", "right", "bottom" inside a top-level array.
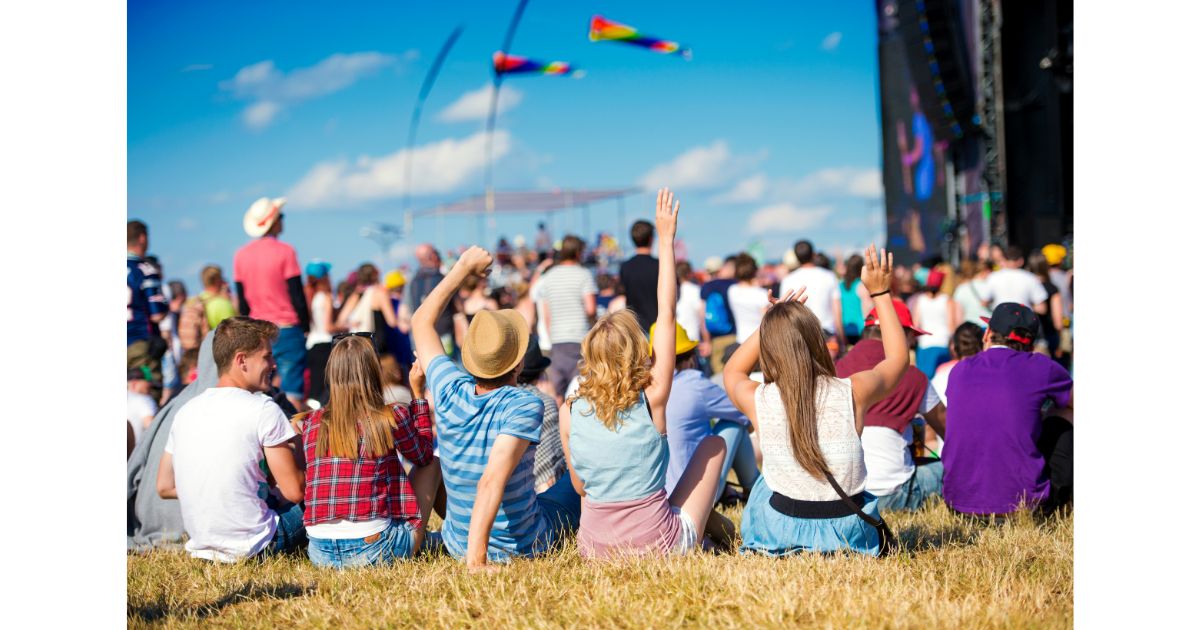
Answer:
[{"left": 865, "top": 298, "right": 930, "bottom": 335}]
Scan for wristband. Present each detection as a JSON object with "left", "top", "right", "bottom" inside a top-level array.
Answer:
[{"left": 869, "top": 289, "right": 891, "bottom": 298}]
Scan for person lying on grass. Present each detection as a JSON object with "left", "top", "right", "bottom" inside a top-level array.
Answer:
[
  {"left": 724, "top": 245, "right": 908, "bottom": 557},
  {"left": 294, "top": 334, "right": 442, "bottom": 568},
  {"left": 411, "top": 246, "right": 581, "bottom": 571},
  {"left": 560, "top": 188, "right": 735, "bottom": 559}
]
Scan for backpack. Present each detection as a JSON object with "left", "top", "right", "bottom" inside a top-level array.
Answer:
[
  {"left": 705, "top": 290, "right": 734, "bottom": 337},
  {"left": 178, "top": 295, "right": 210, "bottom": 351}
]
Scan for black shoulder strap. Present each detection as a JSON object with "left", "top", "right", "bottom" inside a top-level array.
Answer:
[{"left": 823, "top": 471, "right": 884, "bottom": 529}]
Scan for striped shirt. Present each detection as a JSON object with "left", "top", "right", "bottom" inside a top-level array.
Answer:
[
  {"left": 519, "top": 384, "right": 567, "bottom": 491},
  {"left": 427, "top": 355, "right": 550, "bottom": 562},
  {"left": 533, "top": 264, "right": 597, "bottom": 344}
]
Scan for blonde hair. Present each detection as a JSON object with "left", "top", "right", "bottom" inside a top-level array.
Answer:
[
  {"left": 570, "top": 310, "right": 653, "bottom": 430},
  {"left": 304, "top": 336, "right": 396, "bottom": 458},
  {"left": 758, "top": 302, "right": 838, "bottom": 480}
]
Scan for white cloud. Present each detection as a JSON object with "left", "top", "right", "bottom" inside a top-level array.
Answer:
[
  {"left": 638, "top": 140, "right": 766, "bottom": 191},
  {"left": 438, "top": 82, "right": 523, "bottom": 123},
  {"left": 746, "top": 203, "right": 833, "bottom": 235},
  {"left": 220, "top": 52, "right": 402, "bottom": 130},
  {"left": 821, "top": 32, "right": 843, "bottom": 52},
  {"left": 712, "top": 174, "right": 768, "bottom": 204},
  {"left": 774, "top": 167, "right": 882, "bottom": 200},
  {"left": 286, "top": 130, "right": 511, "bottom": 209}
]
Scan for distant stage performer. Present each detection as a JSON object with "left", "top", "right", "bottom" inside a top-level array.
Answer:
[{"left": 896, "top": 85, "right": 937, "bottom": 255}]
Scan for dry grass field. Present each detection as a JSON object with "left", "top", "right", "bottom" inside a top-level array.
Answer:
[{"left": 127, "top": 498, "right": 1072, "bottom": 628}]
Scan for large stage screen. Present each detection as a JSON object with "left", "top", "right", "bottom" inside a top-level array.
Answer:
[{"left": 879, "top": 19, "right": 950, "bottom": 265}]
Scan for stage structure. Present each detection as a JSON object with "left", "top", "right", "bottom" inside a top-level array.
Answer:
[
  {"left": 406, "top": 188, "right": 640, "bottom": 248},
  {"left": 876, "top": 0, "right": 1072, "bottom": 264}
]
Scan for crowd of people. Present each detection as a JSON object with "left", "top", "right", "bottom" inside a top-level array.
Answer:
[{"left": 127, "top": 190, "right": 1074, "bottom": 568}]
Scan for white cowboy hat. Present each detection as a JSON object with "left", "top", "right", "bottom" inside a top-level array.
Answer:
[{"left": 243, "top": 197, "right": 287, "bottom": 237}]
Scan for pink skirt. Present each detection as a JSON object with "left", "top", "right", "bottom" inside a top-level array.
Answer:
[{"left": 577, "top": 489, "right": 681, "bottom": 559}]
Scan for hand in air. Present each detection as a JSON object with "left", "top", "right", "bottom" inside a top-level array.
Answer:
[
  {"left": 861, "top": 244, "right": 893, "bottom": 296},
  {"left": 456, "top": 246, "right": 494, "bottom": 279},
  {"left": 408, "top": 360, "right": 426, "bottom": 398},
  {"left": 654, "top": 188, "right": 680, "bottom": 241},
  {"left": 767, "top": 287, "right": 809, "bottom": 307}
]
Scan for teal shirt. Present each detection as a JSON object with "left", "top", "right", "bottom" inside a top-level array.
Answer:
[
  {"left": 840, "top": 279, "right": 865, "bottom": 337},
  {"left": 569, "top": 393, "right": 668, "bottom": 503}
]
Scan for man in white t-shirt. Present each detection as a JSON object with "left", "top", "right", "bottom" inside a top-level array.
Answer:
[
  {"left": 536, "top": 235, "right": 598, "bottom": 398},
  {"left": 156, "top": 317, "right": 307, "bottom": 562},
  {"left": 980, "top": 245, "right": 1048, "bottom": 314},
  {"left": 779, "top": 240, "right": 844, "bottom": 345}
]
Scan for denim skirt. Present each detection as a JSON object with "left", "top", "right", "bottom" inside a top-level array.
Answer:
[{"left": 739, "top": 476, "right": 882, "bottom": 557}]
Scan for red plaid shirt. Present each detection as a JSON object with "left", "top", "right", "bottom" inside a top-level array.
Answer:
[{"left": 300, "top": 400, "right": 434, "bottom": 529}]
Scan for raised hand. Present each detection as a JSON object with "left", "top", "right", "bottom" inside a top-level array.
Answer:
[
  {"left": 654, "top": 188, "right": 680, "bottom": 241},
  {"left": 408, "top": 360, "right": 426, "bottom": 399},
  {"left": 767, "top": 287, "right": 809, "bottom": 307},
  {"left": 455, "top": 245, "right": 494, "bottom": 279},
  {"left": 861, "top": 244, "right": 893, "bottom": 296}
]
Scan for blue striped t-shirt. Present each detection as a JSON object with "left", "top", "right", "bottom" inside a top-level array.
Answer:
[{"left": 427, "top": 355, "right": 549, "bottom": 562}]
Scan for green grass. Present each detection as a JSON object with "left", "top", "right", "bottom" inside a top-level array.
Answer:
[{"left": 127, "top": 499, "right": 1072, "bottom": 628}]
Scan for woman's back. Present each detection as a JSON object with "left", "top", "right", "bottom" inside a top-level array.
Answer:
[
  {"left": 755, "top": 377, "right": 865, "bottom": 501},
  {"left": 348, "top": 285, "right": 377, "bottom": 333},
  {"left": 569, "top": 394, "right": 667, "bottom": 502},
  {"left": 839, "top": 279, "right": 866, "bottom": 336}
]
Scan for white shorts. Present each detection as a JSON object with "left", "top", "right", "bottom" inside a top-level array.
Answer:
[{"left": 670, "top": 506, "right": 699, "bottom": 555}]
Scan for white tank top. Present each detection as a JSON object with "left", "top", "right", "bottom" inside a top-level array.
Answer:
[
  {"left": 307, "top": 291, "right": 333, "bottom": 348},
  {"left": 349, "top": 286, "right": 377, "bottom": 334},
  {"left": 754, "top": 377, "right": 866, "bottom": 501},
  {"left": 915, "top": 293, "right": 952, "bottom": 348}
]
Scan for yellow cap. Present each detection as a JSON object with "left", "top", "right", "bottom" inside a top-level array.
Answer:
[
  {"left": 384, "top": 270, "right": 406, "bottom": 290},
  {"left": 1041, "top": 244, "right": 1067, "bottom": 266},
  {"left": 649, "top": 322, "right": 699, "bottom": 356}
]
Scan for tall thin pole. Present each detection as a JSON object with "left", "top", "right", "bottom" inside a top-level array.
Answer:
[
  {"left": 403, "top": 25, "right": 465, "bottom": 218},
  {"left": 484, "top": 0, "right": 531, "bottom": 244}
]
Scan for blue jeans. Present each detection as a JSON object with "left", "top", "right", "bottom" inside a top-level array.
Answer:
[
  {"left": 273, "top": 325, "right": 308, "bottom": 399},
  {"left": 307, "top": 520, "right": 418, "bottom": 568},
  {"left": 876, "top": 460, "right": 944, "bottom": 511},
  {"left": 712, "top": 420, "right": 760, "bottom": 497},
  {"left": 537, "top": 469, "right": 582, "bottom": 539},
  {"left": 262, "top": 501, "right": 307, "bottom": 556}
]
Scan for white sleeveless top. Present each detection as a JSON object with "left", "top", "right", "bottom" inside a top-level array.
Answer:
[
  {"left": 754, "top": 377, "right": 866, "bottom": 501},
  {"left": 307, "top": 291, "right": 333, "bottom": 348},
  {"left": 915, "top": 293, "right": 952, "bottom": 348},
  {"left": 348, "top": 285, "right": 378, "bottom": 334}
]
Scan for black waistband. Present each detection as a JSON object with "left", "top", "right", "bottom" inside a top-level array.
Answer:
[{"left": 769, "top": 491, "right": 865, "bottom": 519}]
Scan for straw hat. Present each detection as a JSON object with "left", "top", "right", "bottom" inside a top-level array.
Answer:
[
  {"left": 243, "top": 197, "right": 286, "bottom": 237},
  {"left": 462, "top": 309, "right": 530, "bottom": 380}
]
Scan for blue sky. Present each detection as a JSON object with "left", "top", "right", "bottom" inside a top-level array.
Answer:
[{"left": 129, "top": 0, "right": 884, "bottom": 292}]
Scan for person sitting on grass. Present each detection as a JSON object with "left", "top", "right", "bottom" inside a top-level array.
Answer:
[
  {"left": 561, "top": 189, "right": 734, "bottom": 559},
  {"left": 725, "top": 245, "right": 908, "bottom": 557},
  {"left": 155, "top": 317, "right": 307, "bottom": 562},
  {"left": 942, "top": 303, "right": 1073, "bottom": 517},
  {"left": 515, "top": 343, "right": 569, "bottom": 493},
  {"left": 835, "top": 299, "right": 948, "bottom": 512},
  {"left": 296, "top": 334, "right": 441, "bottom": 568},
  {"left": 657, "top": 322, "right": 759, "bottom": 505},
  {"left": 412, "top": 246, "right": 581, "bottom": 571}
]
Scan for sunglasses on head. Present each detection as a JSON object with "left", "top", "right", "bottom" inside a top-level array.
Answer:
[{"left": 333, "top": 331, "right": 374, "bottom": 344}]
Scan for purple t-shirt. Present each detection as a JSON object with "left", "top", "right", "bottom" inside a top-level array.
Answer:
[{"left": 942, "top": 347, "right": 1072, "bottom": 514}]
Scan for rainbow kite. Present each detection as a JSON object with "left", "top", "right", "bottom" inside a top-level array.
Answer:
[
  {"left": 493, "top": 52, "right": 575, "bottom": 76},
  {"left": 588, "top": 15, "right": 692, "bottom": 60}
]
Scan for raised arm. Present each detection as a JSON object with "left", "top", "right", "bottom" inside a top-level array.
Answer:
[
  {"left": 412, "top": 246, "right": 492, "bottom": 372},
  {"left": 645, "top": 188, "right": 681, "bottom": 424},
  {"left": 849, "top": 245, "right": 908, "bottom": 421}
]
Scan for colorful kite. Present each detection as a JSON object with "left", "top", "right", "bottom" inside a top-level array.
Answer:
[
  {"left": 588, "top": 15, "right": 692, "bottom": 60},
  {"left": 493, "top": 52, "right": 576, "bottom": 76}
]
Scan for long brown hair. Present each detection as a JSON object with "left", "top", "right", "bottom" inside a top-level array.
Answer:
[
  {"left": 315, "top": 335, "right": 395, "bottom": 458},
  {"left": 758, "top": 301, "right": 838, "bottom": 479},
  {"left": 571, "top": 309, "right": 653, "bottom": 430}
]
